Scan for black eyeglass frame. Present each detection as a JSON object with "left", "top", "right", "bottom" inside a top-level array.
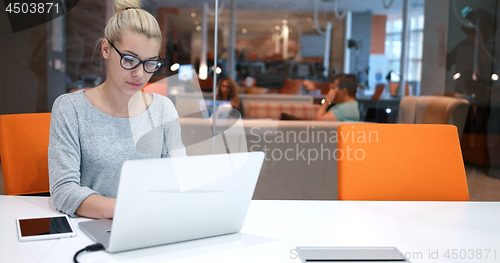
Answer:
[{"left": 108, "top": 41, "right": 164, "bottom": 73}]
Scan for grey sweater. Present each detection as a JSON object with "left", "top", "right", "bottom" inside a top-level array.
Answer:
[{"left": 48, "top": 90, "right": 186, "bottom": 216}]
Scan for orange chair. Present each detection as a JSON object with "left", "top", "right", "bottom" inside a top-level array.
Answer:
[
  {"left": 370, "top": 84, "right": 386, "bottom": 100},
  {"left": 142, "top": 82, "right": 167, "bottom": 96},
  {"left": 0, "top": 113, "right": 51, "bottom": 195},
  {"left": 197, "top": 77, "right": 214, "bottom": 91},
  {"left": 337, "top": 124, "right": 469, "bottom": 201},
  {"left": 389, "top": 82, "right": 410, "bottom": 96},
  {"left": 280, "top": 78, "right": 302, "bottom": 94}
]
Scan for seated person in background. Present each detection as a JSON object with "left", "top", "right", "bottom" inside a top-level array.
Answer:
[
  {"left": 313, "top": 74, "right": 360, "bottom": 121},
  {"left": 216, "top": 77, "right": 245, "bottom": 118}
]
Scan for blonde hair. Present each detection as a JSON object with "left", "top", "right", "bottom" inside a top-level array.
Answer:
[{"left": 104, "top": 0, "right": 162, "bottom": 44}]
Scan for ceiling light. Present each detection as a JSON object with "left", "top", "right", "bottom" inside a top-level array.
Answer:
[
  {"left": 242, "top": 28, "right": 248, "bottom": 34},
  {"left": 492, "top": 74, "right": 499, "bottom": 81},
  {"left": 453, "top": 73, "right": 461, "bottom": 80},
  {"left": 196, "top": 26, "right": 202, "bottom": 31},
  {"left": 170, "top": 63, "right": 180, "bottom": 71},
  {"left": 191, "top": 12, "right": 196, "bottom": 18}
]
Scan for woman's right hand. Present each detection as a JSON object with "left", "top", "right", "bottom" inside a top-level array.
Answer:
[{"left": 75, "top": 194, "right": 116, "bottom": 219}]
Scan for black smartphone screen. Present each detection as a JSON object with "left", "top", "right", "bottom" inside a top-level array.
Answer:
[{"left": 19, "top": 216, "right": 73, "bottom": 237}]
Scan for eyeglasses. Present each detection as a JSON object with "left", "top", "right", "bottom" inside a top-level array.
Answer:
[{"left": 108, "top": 41, "right": 163, "bottom": 73}]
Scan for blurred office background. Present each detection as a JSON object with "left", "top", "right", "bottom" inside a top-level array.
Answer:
[{"left": 0, "top": 0, "right": 499, "bottom": 200}]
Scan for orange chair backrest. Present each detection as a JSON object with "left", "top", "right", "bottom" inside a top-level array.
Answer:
[
  {"left": 337, "top": 124, "right": 469, "bottom": 201},
  {"left": 142, "top": 82, "right": 167, "bottom": 96},
  {"left": 280, "top": 78, "right": 302, "bottom": 94},
  {"left": 0, "top": 113, "right": 51, "bottom": 195},
  {"left": 198, "top": 78, "right": 214, "bottom": 91},
  {"left": 389, "top": 82, "right": 410, "bottom": 96},
  {"left": 370, "top": 84, "right": 385, "bottom": 100}
]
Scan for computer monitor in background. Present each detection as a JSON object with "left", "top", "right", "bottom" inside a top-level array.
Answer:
[
  {"left": 168, "top": 65, "right": 197, "bottom": 94},
  {"left": 200, "top": 100, "right": 232, "bottom": 119},
  {"left": 179, "top": 65, "right": 193, "bottom": 81}
]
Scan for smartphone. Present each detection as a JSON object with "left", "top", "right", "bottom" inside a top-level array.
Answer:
[{"left": 17, "top": 215, "right": 76, "bottom": 242}]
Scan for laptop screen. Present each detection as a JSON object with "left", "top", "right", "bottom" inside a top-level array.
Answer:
[{"left": 200, "top": 100, "right": 232, "bottom": 118}]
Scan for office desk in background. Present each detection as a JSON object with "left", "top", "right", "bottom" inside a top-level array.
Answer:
[{"left": 1, "top": 196, "right": 499, "bottom": 263}]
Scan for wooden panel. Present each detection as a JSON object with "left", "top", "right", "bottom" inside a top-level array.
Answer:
[{"left": 370, "top": 15, "right": 387, "bottom": 54}]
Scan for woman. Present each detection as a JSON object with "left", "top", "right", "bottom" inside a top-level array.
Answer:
[
  {"left": 48, "top": 0, "right": 186, "bottom": 219},
  {"left": 215, "top": 77, "right": 244, "bottom": 118}
]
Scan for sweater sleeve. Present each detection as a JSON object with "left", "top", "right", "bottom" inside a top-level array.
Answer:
[
  {"left": 162, "top": 97, "right": 186, "bottom": 158},
  {"left": 48, "top": 95, "right": 98, "bottom": 217}
]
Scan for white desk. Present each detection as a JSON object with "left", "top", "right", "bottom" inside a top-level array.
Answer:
[{"left": 1, "top": 196, "right": 499, "bottom": 263}]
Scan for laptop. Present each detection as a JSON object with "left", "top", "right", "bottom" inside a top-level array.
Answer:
[{"left": 79, "top": 152, "right": 265, "bottom": 253}]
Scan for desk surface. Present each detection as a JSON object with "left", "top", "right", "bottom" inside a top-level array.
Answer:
[{"left": 1, "top": 196, "right": 499, "bottom": 263}]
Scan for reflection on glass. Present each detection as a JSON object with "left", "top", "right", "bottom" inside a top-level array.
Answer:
[{"left": 3, "top": 0, "right": 500, "bottom": 201}]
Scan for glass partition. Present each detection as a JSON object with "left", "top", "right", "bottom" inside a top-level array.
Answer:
[
  {"left": 0, "top": 0, "right": 499, "bottom": 201},
  {"left": 441, "top": 0, "right": 500, "bottom": 198}
]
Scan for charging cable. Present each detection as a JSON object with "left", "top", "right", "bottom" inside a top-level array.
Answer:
[{"left": 73, "top": 243, "right": 104, "bottom": 263}]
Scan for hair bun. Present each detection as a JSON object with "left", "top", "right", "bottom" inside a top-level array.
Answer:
[{"left": 115, "top": 0, "right": 141, "bottom": 13}]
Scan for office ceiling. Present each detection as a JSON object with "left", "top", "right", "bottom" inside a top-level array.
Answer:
[
  {"left": 149, "top": 0, "right": 425, "bottom": 36},
  {"left": 147, "top": 0, "right": 425, "bottom": 15},
  {"left": 165, "top": 8, "right": 335, "bottom": 35}
]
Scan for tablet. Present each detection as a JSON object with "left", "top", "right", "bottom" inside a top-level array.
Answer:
[
  {"left": 294, "top": 247, "right": 411, "bottom": 262},
  {"left": 17, "top": 215, "right": 76, "bottom": 242}
]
